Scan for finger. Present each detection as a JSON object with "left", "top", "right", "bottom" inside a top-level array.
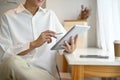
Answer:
[
  {"left": 46, "top": 33, "right": 56, "bottom": 39},
  {"left": 74, "top": 34, "right": 78, "bottom": 45},
  {"left": 42, "top": 30, "right": 55, "bottom": 37},
  {"left": 47, "top": 39, "right": 51, "bottom": 43},
  {"left": 46, "top": 36, "right": 52, "bottom": 43},
  {"left": 45, "top": 30, "right": 56, "bottom": 34},
  {"left": 61, "top": 45, "right": 68, "bottom": 50},
  {"left": 70, "top": 36, "right": 74, "bottom": 49},
  {"left": 61, "top": 45, "right": 71, "bottom": 53},
  {"left": 64, "top": 41, "right": 70, "bottom": 50},
  {"left": 46, "top": 38, "right": 52, "bottom": 43}
]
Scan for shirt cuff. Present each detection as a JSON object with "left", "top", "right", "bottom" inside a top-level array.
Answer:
[
  {"left": 2, "top": 43, "right": 30, "bottom": 59},
  {"left": 57, "top": 50, "right": 64, "bottom": 55},
  {"left": 57, "top": 49, "right": 77, "bottom": 55},
  {"left": 12, "top": 42, "right": 30, "bottom": 55}
]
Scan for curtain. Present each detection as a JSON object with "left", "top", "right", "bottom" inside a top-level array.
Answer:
[{"left": 96, "top": 0, "right": 120, "bottom": 59}]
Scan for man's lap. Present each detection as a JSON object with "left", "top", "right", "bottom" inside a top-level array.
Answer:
[{"left": 0, "top": 56, "right": 57, "bottom": 80}]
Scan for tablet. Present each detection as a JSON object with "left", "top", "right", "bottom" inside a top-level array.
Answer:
[{"left": 51, "top": 25, "right": 90, "bottom": 50}]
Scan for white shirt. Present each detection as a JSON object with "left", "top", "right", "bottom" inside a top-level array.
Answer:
[{"left": 0, "top": 4, "right": 66, "bottom": 75}]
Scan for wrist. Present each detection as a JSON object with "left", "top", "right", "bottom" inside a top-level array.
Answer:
[{"left": 30, "top": 41, "right": 37, "bottom": 49}]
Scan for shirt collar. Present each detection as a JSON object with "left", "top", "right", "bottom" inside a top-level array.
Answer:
[
  {"left": 15, "top": 4, "right": 46, "bottom": 14},
  {"left": 15, "top": 4, "right": 26, "bottom": 13},
  {"left": 39, "top": 7, "right": 46, "bottom": 13}
]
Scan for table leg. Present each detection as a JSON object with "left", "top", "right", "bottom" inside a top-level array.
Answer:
[
  {"left": 62, "top": 55, "right": 68, "bottom": 72},
  {"left": 72, "top": 65, "right": 84, "bottom": 80}
]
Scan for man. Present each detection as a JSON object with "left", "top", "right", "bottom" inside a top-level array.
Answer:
[{"left": 0, "top": 0, "right": 78, "bottom": 80}]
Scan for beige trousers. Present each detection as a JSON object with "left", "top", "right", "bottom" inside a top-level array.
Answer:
[{"left": 0, "top": 56, "right": 57, "bottom": 80}]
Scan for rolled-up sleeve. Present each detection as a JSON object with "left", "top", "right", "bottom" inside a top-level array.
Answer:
[{"left": 0, "top": 15, "right": 30, "bottom": 60}]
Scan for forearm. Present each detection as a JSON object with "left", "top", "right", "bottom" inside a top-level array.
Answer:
[
  {"left": 18, "top": 42, "right": 36, "bottom": 56},
  {"left": 18, "top": 30, "right": 57, "bottom": 56}
]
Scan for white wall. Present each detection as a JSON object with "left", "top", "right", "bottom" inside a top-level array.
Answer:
[{"left": 47, "top": 0, "right": 97, "bottom": 47}]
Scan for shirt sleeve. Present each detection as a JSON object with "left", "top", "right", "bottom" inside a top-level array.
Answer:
[
  {"left": 53, "top": 11, "right": 67, "bottom": 35},
  {"left": 50, "top": 11, "right": 67, "bottom": 55},
  {"left": 0, "top": 15, "right": 30, "bottom": 60}
]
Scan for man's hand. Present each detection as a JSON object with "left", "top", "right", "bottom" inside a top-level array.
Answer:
[
  {"left": 31, "top": 30, "right": 56, "bottom": 48},
  {"left": 18, "top": 30, "right": 56, "bottom": 56},
  {"left": 61, "top": 35, "right": 78, "bottom": 53}
]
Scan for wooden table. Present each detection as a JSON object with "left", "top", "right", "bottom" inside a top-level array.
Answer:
[{"left": 64, "top": 48, "right": 120, "bottom": 80}]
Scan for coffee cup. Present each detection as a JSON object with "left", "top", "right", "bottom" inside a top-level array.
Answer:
[{"left": 114, "top": 40, "right": 120, "bottom": 59}]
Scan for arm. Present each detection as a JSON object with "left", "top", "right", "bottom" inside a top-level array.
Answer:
[
  {"left": 0, "top": 15, "right": 56, "bottom": 59},
  {"left": 17, "top": 30, "right": 56, "bottom": 56},
  {"left": 0, "top": 15, "right": 31, "bottom": 58},
  {"left": 17, "top": 42, "right": 35, "bottom": 56}
]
